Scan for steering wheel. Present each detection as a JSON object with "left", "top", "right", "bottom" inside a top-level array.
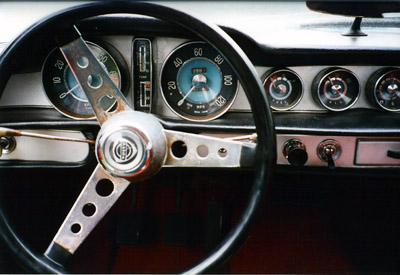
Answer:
[{"left": 0, "top": 2, "right": 275, "bottom": 273}]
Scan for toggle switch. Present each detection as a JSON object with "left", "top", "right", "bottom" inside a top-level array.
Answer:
[{"left": 317, "top": 139, "right": 341, "bottom": 169}]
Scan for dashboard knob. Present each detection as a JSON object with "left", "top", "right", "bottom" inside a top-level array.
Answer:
[{"left": 283, "top": 139, "right": 308, "bottom": 166}]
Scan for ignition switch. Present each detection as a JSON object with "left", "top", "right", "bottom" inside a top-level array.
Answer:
[{"left": 317, "top": 139, "right": 341, "bottom": 169}]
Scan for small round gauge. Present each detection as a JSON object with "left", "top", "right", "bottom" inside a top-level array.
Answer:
[
  {"left": 160, "top": 41, "right": 238, "bottom": 121},
  {"left": 263, "top": 69, "right": 303, "bottom": 110},
  {"left": 367, "top": 68, "right": 400, "bottom": 112},
  {"left": 312, "top": 67, "right": 360, "bottom": 111},
  {"left": 42, "top": 42, "right": 122, "bottom": 119}
]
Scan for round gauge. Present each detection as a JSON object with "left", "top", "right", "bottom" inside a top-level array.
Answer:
[
  {"left": 367, "top": 68, "right": 400, "bottom": 112},
  {"left": 160, "top": 41, "right": 238, "bottom": 121},
  {"left": 263, "top": 69, "right": 303, "bottom": 110},
  {"left": 312, "top": 67, "right": 360, "bottom": 111},
  {"left": 42, "top": 42, "right": 122, "bottom": 119}
]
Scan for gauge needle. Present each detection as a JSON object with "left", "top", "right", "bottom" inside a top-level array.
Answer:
[
  {"left": 328, "top": 77, "right": 334, "bottom": 86},
  {"left": 59, "top": 83, "right": 80, "bottom": 99},
  {"left": 178, "top": 85, "right": 196, "bottom": 106},
  {"left": 0, "top": 127, "right": 96, "bottom": 144}
]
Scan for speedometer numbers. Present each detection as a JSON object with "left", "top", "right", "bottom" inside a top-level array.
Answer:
[
  {"left": 312, "top": 67, "right": 360, "bottom": 111},
  {"left": 42, "top": 42, "right": 122, "bottom": 119},
  {"left": 160, "top": 42, "right": 238, "bottom": 121},
  {"left": 263, "top": 69, "right": 303, "bottom": 110},
  {"left": 367, "top": 68, "right": 400, "bottom": 112}
]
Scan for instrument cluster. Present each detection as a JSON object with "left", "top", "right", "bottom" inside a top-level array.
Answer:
[
  {"left": 263, "top": 67, "right": 400, "bottom": 112},
  {"left": 40, "top": 38, "right": 400, "bottom": 121}
]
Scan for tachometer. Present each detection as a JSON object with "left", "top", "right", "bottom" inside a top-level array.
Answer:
[
  {"left": 42, "top": 42, "right": 122, "bottom": 119},
  {"left": 160, "top": 41, "right": 238, "bottom": 121}
]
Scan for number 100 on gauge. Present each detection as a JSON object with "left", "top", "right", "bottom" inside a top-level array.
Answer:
[{"left": 160, "top": 41, "right": 238, "bottom": 121}]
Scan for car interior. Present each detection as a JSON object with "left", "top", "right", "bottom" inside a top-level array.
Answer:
[{"left": 0, "top": 1, "right": 400, "bottom": 274}]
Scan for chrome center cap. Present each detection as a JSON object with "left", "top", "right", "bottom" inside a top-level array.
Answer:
[
  {"left": 96, "top": 111, "right": 167, "bottom": 181},
  {"left": 113, "top": 138, "right": 138, "bottom": 164},
  {"left": 101, "top": 130, "right": 145, "bottom": 176}
]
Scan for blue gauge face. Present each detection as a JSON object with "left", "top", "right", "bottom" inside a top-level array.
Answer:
[
  {"left": 42, "top": 42, "right": 122, "bottom": 119},
  {"left": 160, "top": 42, "right": 238, "bottom": 121},
  {"left": 65, "top": 67, "right": 87, "bottom": 101},
  {"left": 177, "top": 58, "right": 222, "bottom": 104}
]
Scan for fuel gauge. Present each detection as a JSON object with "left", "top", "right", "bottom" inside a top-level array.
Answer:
[
  {"left": 367, "top": 68, "right": 400, "bottom": 112},
  {"left": 263, "top": 69, "right": 303, "bottom": 110},
  {"left": 312, "top": 67, "right": 360, "bottom": 111}
]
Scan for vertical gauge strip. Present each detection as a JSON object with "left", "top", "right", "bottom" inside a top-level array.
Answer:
[
  {"left": 367, "top": 68, "right": 400, "bottom": 112},
  {"left": 263, "top": 69, "right": 303, "bottom": 111},
  {"left": 42, "top": 41, "right": 123, "bottom": 119},
  {"left": 312, "top": 67, "right": 360, "bottom": 111},
  {"left": 133, "top": 38, "right": 152, "bottom": 113},
  {"left": 160, "top": 41, "right": 238, "bottom": 121}
]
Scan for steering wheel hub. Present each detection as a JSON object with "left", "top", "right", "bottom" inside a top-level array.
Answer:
[
  {"left": 96, "top": 111, "right": 167, "bottom": 181},
  {"left": 113, "top": 136, "right": 138, "bottom": 164}
]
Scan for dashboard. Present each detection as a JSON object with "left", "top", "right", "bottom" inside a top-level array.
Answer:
[{"left": 0, "top": 1, "right": 400, "bottom": 171}]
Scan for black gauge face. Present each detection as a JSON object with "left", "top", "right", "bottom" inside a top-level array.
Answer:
[
  {"left": 263, "top": 69, "right": 303, "bottom": 110},
  {"left": 42, "top": 42, "right": 121, "bottom": 119},
  {"left": 371, "top": 69, "right": 400, "bottom": 112},
  {"left": 313, "top": 68, "right": 360, "bottom": 111},
  {"left": 160, "top": 41, "right": 238, "bottom": 121}
]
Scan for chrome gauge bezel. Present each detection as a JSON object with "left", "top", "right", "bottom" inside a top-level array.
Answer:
[
  {"left": 370, "top": 68, "right": 400, "bottom": 112},
  {"left": 313, "top": 67, "right": 361, "bottom": 112},
  {"left": 262, "top": 68, "right": 303, "bottom": 111},
  {"left": 42, "top": 41, "right": 123, "bottom": 120},
  {"left": 159, "top": 41, "right": 239, "bottom": 122}
]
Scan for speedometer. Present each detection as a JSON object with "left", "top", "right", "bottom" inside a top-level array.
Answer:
[{"left": 160, "top": 41, "right": 238, "bottom": 121}]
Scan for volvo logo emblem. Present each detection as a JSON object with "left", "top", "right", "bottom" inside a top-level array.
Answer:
[{"left": 113, "top": 139, "right": 137, "bottom": 164}]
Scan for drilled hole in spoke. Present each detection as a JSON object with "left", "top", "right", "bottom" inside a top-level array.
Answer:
[
  {"left": 77, "top": 56, "right": 89, "bottom": 68},
  {"left": 100, "top": 94, "right": 116, "bottom": 111},
  {"left": 71, "top": 223, "right": 81, "bottom": 234},
  {"left": 96, "top": 179, "right": 114, "bottom": 197},
  {"left": 196, "top": 145, "right": 209, "bottom": 158},
  {"left": 88, "top": 74, "right": 102, "bottom": 89},
  {"left": 218, "top": 148, "right": 228, "bottom": 158},
  {"left": 171, "top": 141, "right": 187, "bottom": 158},
  {"left": 82, "top": 203, "right": 96, "bottom": 217}
]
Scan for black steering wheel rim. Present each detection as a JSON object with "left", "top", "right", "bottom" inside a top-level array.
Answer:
[{"left": 0, "top": 1, "right": 276, "bottom": 273}]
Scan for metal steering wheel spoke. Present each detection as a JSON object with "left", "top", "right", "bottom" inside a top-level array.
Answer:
[
  {"left": 58, "top": 27, "right": 132, "bottom": 125},
  {"left": 44, "top": 164, "right": 130, "bottom": 264},
  {"left": 164, "top": 130, "right": 256, "bottom": 168}
]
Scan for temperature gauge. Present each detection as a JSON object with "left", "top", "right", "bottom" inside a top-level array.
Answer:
[
  {"left": 367, "top": 68, "right": 400, "bottom": 112},
  {"left": 312, "top": 67, "right": 360, "bottom": 111},
  {"left": 263, "top": 69, "right": 303, "bottom": 110},
  {"left": 133, "top": 38, "right": 152, "bottom": 113}
]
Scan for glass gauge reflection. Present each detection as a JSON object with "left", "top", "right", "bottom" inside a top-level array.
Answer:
[{"left": 263, "top": 69, "right": 303, "bottom": 110}]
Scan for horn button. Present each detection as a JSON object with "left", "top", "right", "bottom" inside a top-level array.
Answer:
[
  {"left": 104, "top": 130, "right": 143, "bottom": 169},
  {"left": 96, "top": 111, "right": 167, "bottom": 181}
]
